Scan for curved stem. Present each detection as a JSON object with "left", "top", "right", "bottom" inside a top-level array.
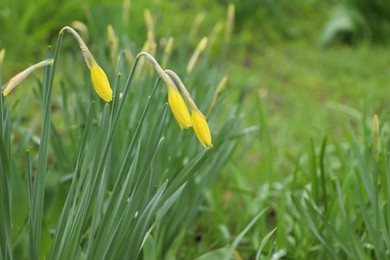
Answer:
[
  {"left": 164, "top": 69, "right": 201, "bottom": 114},
  {"left": 60, "top": 26, "right": 95, "bottom": 69},
  {"left": 136, "top": 51, "right": 178, "bottom": 91}
]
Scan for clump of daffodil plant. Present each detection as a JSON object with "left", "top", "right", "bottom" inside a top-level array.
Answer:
[{"left": 0, "top": 16, "right": 245, "bottom": 260}]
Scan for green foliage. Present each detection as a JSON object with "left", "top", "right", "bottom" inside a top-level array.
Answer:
[
  {"left": 290, "top": 114, "right": 390, "bottom": 258},
  {"left": 321, "top": 0, "right": 390, "bottom": 45},
  {"left": 0, "top": 10, "right": 246, "bottom": 258},
  {"left": 231, "top": 0, "right": 291, "bottom": 41},
  {"left": 0, "top": 0, "right": 81, "bottom": 65}
]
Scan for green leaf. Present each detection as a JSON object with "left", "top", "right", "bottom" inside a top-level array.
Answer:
[
  {"left": 196, "top": 248, "right": 229, "bottom": 260},
  {"left": 256, "top": 227, "right": 277, "bottom": 260},
  {"left": 0, "top": 134, "right": 12, "bottom": 260}
]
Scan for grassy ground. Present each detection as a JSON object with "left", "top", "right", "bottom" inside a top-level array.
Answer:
[
  {"left": 178, "top": 1, "right": 390, "bottom": 258},
  {"left": 196, "top": 41, "right": 390, "bottom": 258},
  {"left": 233, "top": 42, "right": 390, "bottom": 180},
  {"left": 167, "top": 43, "right": 384, "bottom": 254}
]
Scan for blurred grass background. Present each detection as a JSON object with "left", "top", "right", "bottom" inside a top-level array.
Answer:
[{"left": 1, "top": 0, "right": 390, "bottom": 258}]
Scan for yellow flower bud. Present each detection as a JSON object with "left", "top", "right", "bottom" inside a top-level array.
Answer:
[
  {"left": 186, "top": 37, "right": 208, "bottom": 73},
  {"left": 0, "top": 49, "right": 5, "bottom": 63},
  {"left": 191, "top": 109, "right": 212, "bottom": 147},
  {"left": 167, "top": 87, "right": 192, "bottom": 129},
  {"left": 90, "top": 63, "right": 113, "bottom": 102},
  {"left": 225, "top": 4, "right": 235, "bottom": 43}
]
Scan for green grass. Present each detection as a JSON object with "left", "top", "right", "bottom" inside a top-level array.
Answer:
[
  {"left": 230, "top": 42, "right": 390, "bottom": 181},
  {"left": 207, "top": 39, "right": 390, "bottom": 257}
]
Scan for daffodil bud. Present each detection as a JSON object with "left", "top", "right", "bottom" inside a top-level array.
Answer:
[
  {"left": 90, "top": 62, "right": 113, "bottom": 102},
  {"left": 186, "top": 37, "right": 208, "bottom": 73},
  {"left": 225, "top": 4, "right": 235, "bottom": 43},
  {"left": 167, "top": 86, "right": 192, "bottom": 129},
  {"left": 2, "top": 59, "right": 53, "bottom": 96},
  {"left": 107, "top": 24, "right": 118, "bottom": 62},
  {"left": 191, "top": 109, "right": 212, "bottom": 147},
  {"left": 0, "top": 49, "right": 5, "bottom": 63}
]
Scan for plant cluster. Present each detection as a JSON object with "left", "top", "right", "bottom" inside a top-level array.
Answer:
[{"left": 0, "top": 18, "right": 245, "bottom": 258}]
